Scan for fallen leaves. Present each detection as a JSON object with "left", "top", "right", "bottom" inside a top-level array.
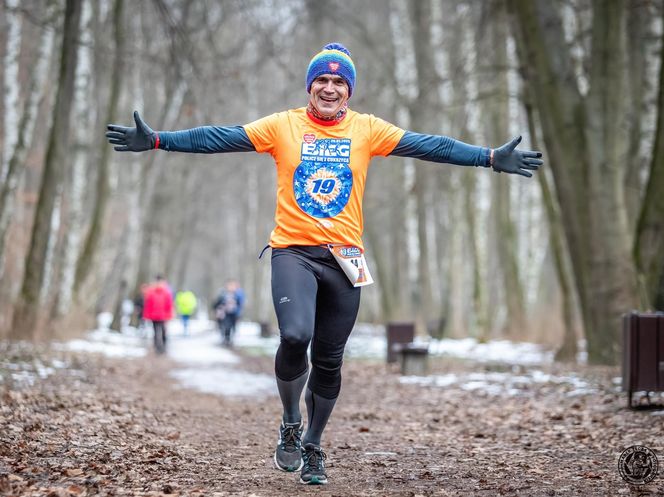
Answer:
[
  {"left": 166, "top": 431, "right": 180, "bottom": 440},
  {"left": 2, "top": 343, "right": 664, "bottom": 496},
  {"left": 63, "top": 468, "right": 84, "bottom": 477}
]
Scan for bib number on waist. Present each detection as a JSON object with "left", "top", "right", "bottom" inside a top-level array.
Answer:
[{"left": 328, "top": 245, "right": 374, "bottom": 287}]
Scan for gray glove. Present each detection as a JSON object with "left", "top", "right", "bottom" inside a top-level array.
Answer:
[
  {"left": 492, "top": 136, "right": 542, "bottom": 177},
  {"left": 106, "top": 111, "right": 157, "bottom": 152}
]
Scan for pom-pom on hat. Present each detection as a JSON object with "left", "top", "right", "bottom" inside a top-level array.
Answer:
[{"left": 306, "top": 43, "right": 356, "bottom": 97}]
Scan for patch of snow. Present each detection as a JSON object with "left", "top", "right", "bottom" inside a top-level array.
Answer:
[
  {"left": 228, "top": 321, "right": 280, "bottom": 353},
  {"left": 345, "top": 323, "right": 389, "bottom": 358},
  {"left": 51, "top": 359, "right": 68, "bottom": 369},
  {"left": 427, "top": 338, "right": 553, "bottom": 365},
  {"left": 54, "top": 317, "right": 565, "bottom": 399},
  {"left": 62, "top": 339, "right": 147, "bottom": 358},
  {"left": 1, "top": 359, "right": 58, "bottom": 386},
  {"left": 35, "top": 363, "right": 55, "bottom": 378},
  {"left": 170, "top": 367, "right": 276, "bottom": 398},
  {"left": 9, "top": 371, "right": 41, "bottom": 386},
  {"left": 576, "top": 339, "right": 588, "bottom": 364},
  {"left": 340, "top": 324, "right": 554, "bottom": 365},
  {"left": 97, "top": 312, "right": 113, "bottom": 330},
  {"left": 167, "top": 329, "right": 240, "bottom": 366},
  {"left": 166, "top": 324, "right": 279, "bottom": 397},
  {"left": 58, "top": 328, "right": 147, "bottom": 358},
  {"left": 399, "top": 370, "right": 596, "bottom": 398}
]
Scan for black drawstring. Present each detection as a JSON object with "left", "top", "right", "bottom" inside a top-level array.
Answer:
[{"left": 258, "top": 244, "right": 270, "bottom": 259}]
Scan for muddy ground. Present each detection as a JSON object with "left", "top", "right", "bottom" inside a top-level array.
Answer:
[{"left": 1, "top": 340, "right": 663, "bottom": 496}]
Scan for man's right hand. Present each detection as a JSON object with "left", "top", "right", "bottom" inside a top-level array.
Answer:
[{"left": 106, "top": 111, "right": 157, "bottom": 152}]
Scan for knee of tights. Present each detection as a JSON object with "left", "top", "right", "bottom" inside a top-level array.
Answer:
[
  {"left": 279, "top": 326, "right": 312, "bottom": 350},
  {"left": 275, "top": 344, "right": 309, "bottom": 382},
  {"left": 309, "top": 359, "right": 343, "bottom": 397},
  {"left": 308, "top": 369, "right": 341, "bottom": 400},
  {"left": 311, "top": 354, "right": 343, "bottom": 375}
]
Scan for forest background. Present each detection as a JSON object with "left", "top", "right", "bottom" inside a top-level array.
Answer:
[{"left": 0, "top": 0, "right": 662, "bottom": 366}]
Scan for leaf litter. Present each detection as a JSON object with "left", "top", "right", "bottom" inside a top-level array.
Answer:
[{"left": 1, "top": 339, "right": 663, "bottom": 496}]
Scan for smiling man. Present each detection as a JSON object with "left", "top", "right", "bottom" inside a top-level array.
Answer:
[{"left": 106, "top": 42, "right": 543, "bottom": 486}]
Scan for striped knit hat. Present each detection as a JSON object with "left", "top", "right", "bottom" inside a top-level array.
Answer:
[{"left": 306, "top": 43, "right": 356, "bottom": 97}]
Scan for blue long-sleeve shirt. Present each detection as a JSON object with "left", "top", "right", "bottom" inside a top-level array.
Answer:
[
  {"left": 391, "top": 131, "right": 490, "bottom": 167},
  {"left": 157, "top": 125, "right": 491, "bottom": 167}
]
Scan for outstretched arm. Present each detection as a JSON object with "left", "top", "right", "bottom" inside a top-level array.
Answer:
[
  {"left": 106, "top": 111, "right": 256, "bottom": 154},
  {"left": 390, "top": 131, "right": 542, "bottom": 177}
]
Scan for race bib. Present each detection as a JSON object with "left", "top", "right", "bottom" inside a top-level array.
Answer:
[{"left": 328, "top": 245, "right": 374, "bottom": 287}]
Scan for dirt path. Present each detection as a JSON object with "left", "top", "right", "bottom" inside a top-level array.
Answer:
[{"left": 1, "top": 341, "right": 663, "bottom": 496}]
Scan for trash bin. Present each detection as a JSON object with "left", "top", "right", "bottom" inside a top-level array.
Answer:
[
  {"left": 622, "top": 311, "right": 664, "bottom": 408},
  {"left": 398, "top": 343, "right": 429, "bottom": 376},
  {"left": 386, "top": 322, "right": 415, "bottom": 363}
]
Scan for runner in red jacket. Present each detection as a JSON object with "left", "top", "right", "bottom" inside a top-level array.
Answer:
[{"left": 142, "top": 276, "right": 173, "bottom": 353}]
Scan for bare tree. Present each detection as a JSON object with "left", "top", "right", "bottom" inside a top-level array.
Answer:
[
  {"left": 480, "top": 0, "right": 527, "bottom": 338},
  {"left": 634, "top": 3, "right": 664, "bottom": 311},
  {"left": 508, "top": 0, "right": 639, "bottom": 363},
  {"left": 0, "top": 1, "right": 56, "bottom": 279},
  {"left": 11, "top": 0, "right": 83, "bottom": 339},
  {"left": 51, "top": 0, "right": 94, "bottom": 317},
  {"left": 74, "top": 0, "right": 125, "bottom": 295}
]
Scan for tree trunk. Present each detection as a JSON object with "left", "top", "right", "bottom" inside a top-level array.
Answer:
[
  {"left": 407, "top": 0, "right": 438, "bottom": 332},
  {"left": 509, "top": 0, "right": 639, "bottom": 364},
  {"left": 74, "top": 0, "right": 124, "bottom": 295},
  {"left": 0, "top": 3, "right": 55, "bottom": 278},
  {"left": 0, "top": 0, "right": 24, "bottom": 276},
  {"left": 444, "top": 5, "right": 487, "bottom": 340},
  {"left": 634, "top": 3, "right": 664, "bottom": 311},
  {"left": 462, "top": 170, "right": 487, "bottom": 339},
  {"left": 583, "top": 0, "right": 638, "bottom": 363},
  {"left": 130, "top": 80, "right": 188, "bottom": 304},
  {"left": 108, "top": 222, "right": 131, "bottom": 332},
  {"left": 623, "top": 1, "right": 653, "bottom": 234},
  {"left": 51, "top": 0, "right": 94, "bottom": 318},
  {"left": 11, "top": 0, "right": 83, "bottom": 339},
  {"left": 481, "top": 0, "right": 526, "bottom": 338},
  {"left": 1, "top": 0, "right": 22, "bottom": 183},
  {"left": 521, "top": 87, "right": 578, "bottom": 361},
  {"left": 447, "top": 183, "right": 468, "bottom": 338}
]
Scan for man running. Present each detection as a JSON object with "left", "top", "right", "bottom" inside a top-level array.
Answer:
[{"left": 106, "top": 42, "right": 542, "bottom": 485}]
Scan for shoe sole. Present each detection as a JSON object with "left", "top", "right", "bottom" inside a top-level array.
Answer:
[
  {"left": 273, "top": 451, "right": 303, "bottom": 472},
  {"left": 299, "top": 476, "right": 328, "bottom": 485}
]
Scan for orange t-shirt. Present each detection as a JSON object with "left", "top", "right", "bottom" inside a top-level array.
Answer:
[{"left": 243, "top": 107, "right": 405, "bottom": 249}]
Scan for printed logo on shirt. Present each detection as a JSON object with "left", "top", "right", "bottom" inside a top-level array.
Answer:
[
  {"left": 303, "top": 133, "right": 316, "bottom": 144},
  {"left": 294, "top": 138, "right": 353, "bottom": 219}
]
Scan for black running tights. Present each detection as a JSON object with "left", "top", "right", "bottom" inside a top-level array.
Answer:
[{"left": 271, "top": 246, "right": 360, "bottom": 400}]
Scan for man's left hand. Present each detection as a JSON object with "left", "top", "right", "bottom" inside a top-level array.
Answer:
[{"left": 492, "top": 136, "right": 543, "bottom": 177}]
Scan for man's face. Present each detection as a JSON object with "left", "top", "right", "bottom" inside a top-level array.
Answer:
[{"left": 309, "top": 74, "right": 349, "bottom": 118}]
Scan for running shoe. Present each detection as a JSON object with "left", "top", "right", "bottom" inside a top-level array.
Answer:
[
  {"left": 300, "top": 443, "right": 328, "bottom": 485},
  {"left": 273, "top": 421, "right": 303, "bottom": 472}
]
